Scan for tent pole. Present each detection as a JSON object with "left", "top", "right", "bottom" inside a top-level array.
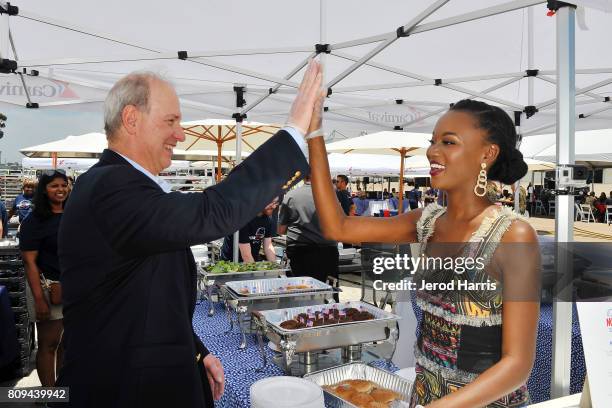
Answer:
[
  {"left": 232, "top": 96, "right": 245, "bottom": 263},
  {"left": 514, "top": 111, "right": 522, "bottom": 214},
  {"left": 528, "top": 5, "right": 534, "bottom": 106},
  {"left": 216, "top": 142, "right": 222, "bottom": 182},
  {"left": 551, "top": 4, "right": 575, "bottom": 399},
  {"left": 52, "top": 152, "right": 57, "bottom": 169},
  {"left": 398, "top": 149, "right": 406, "bottom": 213}
]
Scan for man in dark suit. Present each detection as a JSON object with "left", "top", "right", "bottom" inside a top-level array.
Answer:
[{"left": 55, "top": 62, "right": 322, "bottom": 407}]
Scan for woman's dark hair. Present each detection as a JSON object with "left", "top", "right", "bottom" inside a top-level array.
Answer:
[
  {"left": 450, "top": 99, "right": 528, "bottom": 185},
  {"left": 32, "top": 171, "right": 68, "bottom": 220}
]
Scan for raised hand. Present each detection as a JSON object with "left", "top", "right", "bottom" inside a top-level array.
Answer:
[{"left": 286, "top": 59, "right": 323, "bottom": 136}]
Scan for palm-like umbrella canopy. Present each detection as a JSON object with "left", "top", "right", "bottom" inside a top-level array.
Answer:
[
  {"left": 327, "top": 131, "right": 431, "bottom": 212},
  {"left": 179, "top": 119, "right": 280, "bottom": 181}
]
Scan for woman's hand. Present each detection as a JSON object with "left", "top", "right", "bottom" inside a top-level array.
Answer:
[
  {"left": 307, "top": 88, "right": 326, "bottom": 136},
  {"left": 34, "top": 295, "right": 50, "bottom": 321},
  {"left": 286, "top": 60, "right": 323, "bottom": 136}
]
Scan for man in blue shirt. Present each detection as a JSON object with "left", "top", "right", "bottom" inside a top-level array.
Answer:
[
  {"left": 406, "top": 182, "right": 422, "bottom": 210},
  {"left": 0, "top": 200, "right": 7, "bottom": 238},
  {"left": 352, "top": 190, "right": 370, "bottom": 216},
  {"left": 10, "top": 179, "right": 36, "bottom": 223}
]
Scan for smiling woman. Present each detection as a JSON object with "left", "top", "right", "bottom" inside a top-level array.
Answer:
[
  {"left": 308, "top": 98, "right": 540, "bottom": 408},
  {"left": 19, "top": 170, "right": 69, "bottom": 387}
]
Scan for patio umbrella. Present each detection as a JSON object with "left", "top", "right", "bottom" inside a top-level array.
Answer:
[
  {"left": 326, "top": 130, "right": 430, "bottom": 212},
  {"left": 179, "top": 119, "right": 280, "bottom": 181},
  {"left": 20, "top": 132, "right": 241, "bottom": 168}
]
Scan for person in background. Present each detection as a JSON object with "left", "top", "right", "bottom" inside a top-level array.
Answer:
[
  {"left": 594, "top": 192, "right": 607, "bottom": 222},
  {"left": 20, "top": 170, "right": 69, "bottom": 386},
  {"left": 389, "top": 191, "right": 399, "bottom": 210},
  {"left": 0, "top": 200, "right": 7, "bottom": 238},
  {"left": 584, "top": 191, "right": 596, "bottom": 209},
  {"left": 424, "top": 187, "right": 438, "bottom": 205},
  {"left": 67, "top": 176, "right": 75, "bottom": 192},
  {"left": 278, "top": 175, "right": 339, "bottom": 297},
  {"left": 406, "top": 182, "right": 422, "bottom": 210},
  {"left": 353, "top": 190, "right": 370, "bottom": 216},
  {"left": 9, "top": 179, "right": 36, "bottom": 224},
  {"left": 220, "top": 198, "right": 279, "bottom": 262},
  {"left": 335, "top": 174, "right": 354, "bottom": 216},
  {"left": 527, "top": 182, "right": 535, "bottom": 215},
  {"left": 606, "top": 191, "right": 612, "bottom": 205}
]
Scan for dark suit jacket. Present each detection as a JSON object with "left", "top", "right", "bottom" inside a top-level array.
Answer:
[{"left": 54, "top": 131, "right": 308, "bottom": 407}]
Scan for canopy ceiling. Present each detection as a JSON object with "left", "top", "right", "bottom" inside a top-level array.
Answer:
[{"left": 2, "top": 0, "right": 612, "bottom": 162}]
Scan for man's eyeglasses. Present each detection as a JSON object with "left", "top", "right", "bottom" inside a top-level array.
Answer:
[{"left": 42, "top": 169, "right": 67, "bottom": 177}]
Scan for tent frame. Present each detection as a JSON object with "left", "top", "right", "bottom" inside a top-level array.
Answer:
[{"left": 3, "top": 0, "right": 602, "bottom": 397}]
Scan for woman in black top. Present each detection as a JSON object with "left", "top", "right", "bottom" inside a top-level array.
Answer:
[{"left": 20, "top": 170, "right": 68, "bottom": 386}]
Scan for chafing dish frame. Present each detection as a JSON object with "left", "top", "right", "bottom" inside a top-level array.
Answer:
[
  {"left": 198, "top": 266, "right": 289, "bottom": 316},
  {"left": 220, "top": 283, "right": 337, "bottom": 350},
  {"left": 252, "top": 301, "right": 400, "bottom": 373}
]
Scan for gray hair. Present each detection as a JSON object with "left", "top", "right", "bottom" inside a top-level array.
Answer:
[{"left": 103, "top": 71, "right": 167, "bottom": 139}]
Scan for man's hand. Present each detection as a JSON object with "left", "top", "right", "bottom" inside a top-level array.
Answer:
[
  {"left": 203, "top": 354, "right": 225, "bottom": 400},
  {"left": 286, "top": 60, "right": 323, "bottom": 136}
]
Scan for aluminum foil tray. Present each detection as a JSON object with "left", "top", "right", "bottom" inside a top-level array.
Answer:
[
  {"left": 261, "top": 301, "right": 398, "bottom": 334},
  {"left": 338, "top": 248, "right": 359, "bottom": 261},
  {"left": 226, "top": 277, "right": 332, "bottom": 297},
  {"left": 303, "top": 363, "right": 412, "bottom": 408}
]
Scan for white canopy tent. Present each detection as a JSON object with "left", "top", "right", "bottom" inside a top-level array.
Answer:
[
  {"left": 21, "top": 157, "right": 191, "bottom": 171},
  {"left": 532, "top": 128, "right": 612, "bottom": 165},
  {"left": 3, "top": 0, "right": 612, "bottom": 397},
  {"left": 328, "top": 152, "right": 431, "bottom": 177}
]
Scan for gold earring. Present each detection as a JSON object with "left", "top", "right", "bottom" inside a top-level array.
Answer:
[{"left": 474, "top": 162, "right": 487, "bottom": 197}]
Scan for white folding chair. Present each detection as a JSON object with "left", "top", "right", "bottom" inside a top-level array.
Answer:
[
  {"left": 606, "top": 205, "right": 612, "bottom": 225},
  {"left": 548, "top": 200, "right": 555, "bottom": 216},
  {"left": 579, "top": 204, "right": 596, "bottom": 223},
  {"left": 535, "top": 200, "right": 547, "bottom": 216},
  {"left": 575, "top": 203, "right": 584, "bottom": 222}
]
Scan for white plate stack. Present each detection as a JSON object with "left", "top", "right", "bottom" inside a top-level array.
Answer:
[{"left": 250, "top": 376, "right": 324, "bottom": 408}]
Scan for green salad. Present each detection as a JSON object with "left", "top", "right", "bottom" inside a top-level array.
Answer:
[{"left": 205, "top": 260, "right": 279, "bottom": 274}]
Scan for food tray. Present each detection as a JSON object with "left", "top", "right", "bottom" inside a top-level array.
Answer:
[
  {"left": 226, "top": 277, "right": 332, "bottom": 298},
  {"left": 303, "top": 362, "right": 412, "bottom": 408},
  {"left": 262, "top": 301, "right": 398, "bottom": 334}
]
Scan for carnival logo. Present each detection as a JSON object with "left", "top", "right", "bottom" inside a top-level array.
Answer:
[
  {"left": 0, "top": 78, "right": 78, "bottom": 99},
  {"left": 367, "top": 105, "right": 425, "bottom": 125},
  {"left": 607, "top": 308, "right": 612, "bottom": 331}
]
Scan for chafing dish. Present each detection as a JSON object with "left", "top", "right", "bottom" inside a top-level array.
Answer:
[
  {"left": 226, "top": 277, "right": 332, "bottom": 297},
  {"left": 221, "top": 277, "right": 337, "bottom": 350},
  {"left": 338, "top": 248, "right": 359, "bottom": 265},
  {"left": 252, "top": 301, "right": 400, "bottom": 374},
  {"left": 198, "top": 261, "right": 289, "bottom": 316},
  {"left": 303, "top": 362, "right": 412, "bottom": 408}
]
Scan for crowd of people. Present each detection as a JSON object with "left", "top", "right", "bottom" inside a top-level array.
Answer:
[{"left": 579, "top": 189, "right": 612, "bottom": 222}]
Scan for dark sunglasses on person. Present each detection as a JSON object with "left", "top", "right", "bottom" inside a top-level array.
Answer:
[{"left": 42, "top": 169, "right": 67, "bottom": 177}]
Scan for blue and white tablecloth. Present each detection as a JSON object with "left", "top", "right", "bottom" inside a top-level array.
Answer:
[{"left": 193, "top": 300, "right": 398, "bottom": 408}]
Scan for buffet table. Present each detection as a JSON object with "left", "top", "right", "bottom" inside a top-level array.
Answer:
[{"left": 193, "top": 300, "right": 398, "bottom": 408}]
